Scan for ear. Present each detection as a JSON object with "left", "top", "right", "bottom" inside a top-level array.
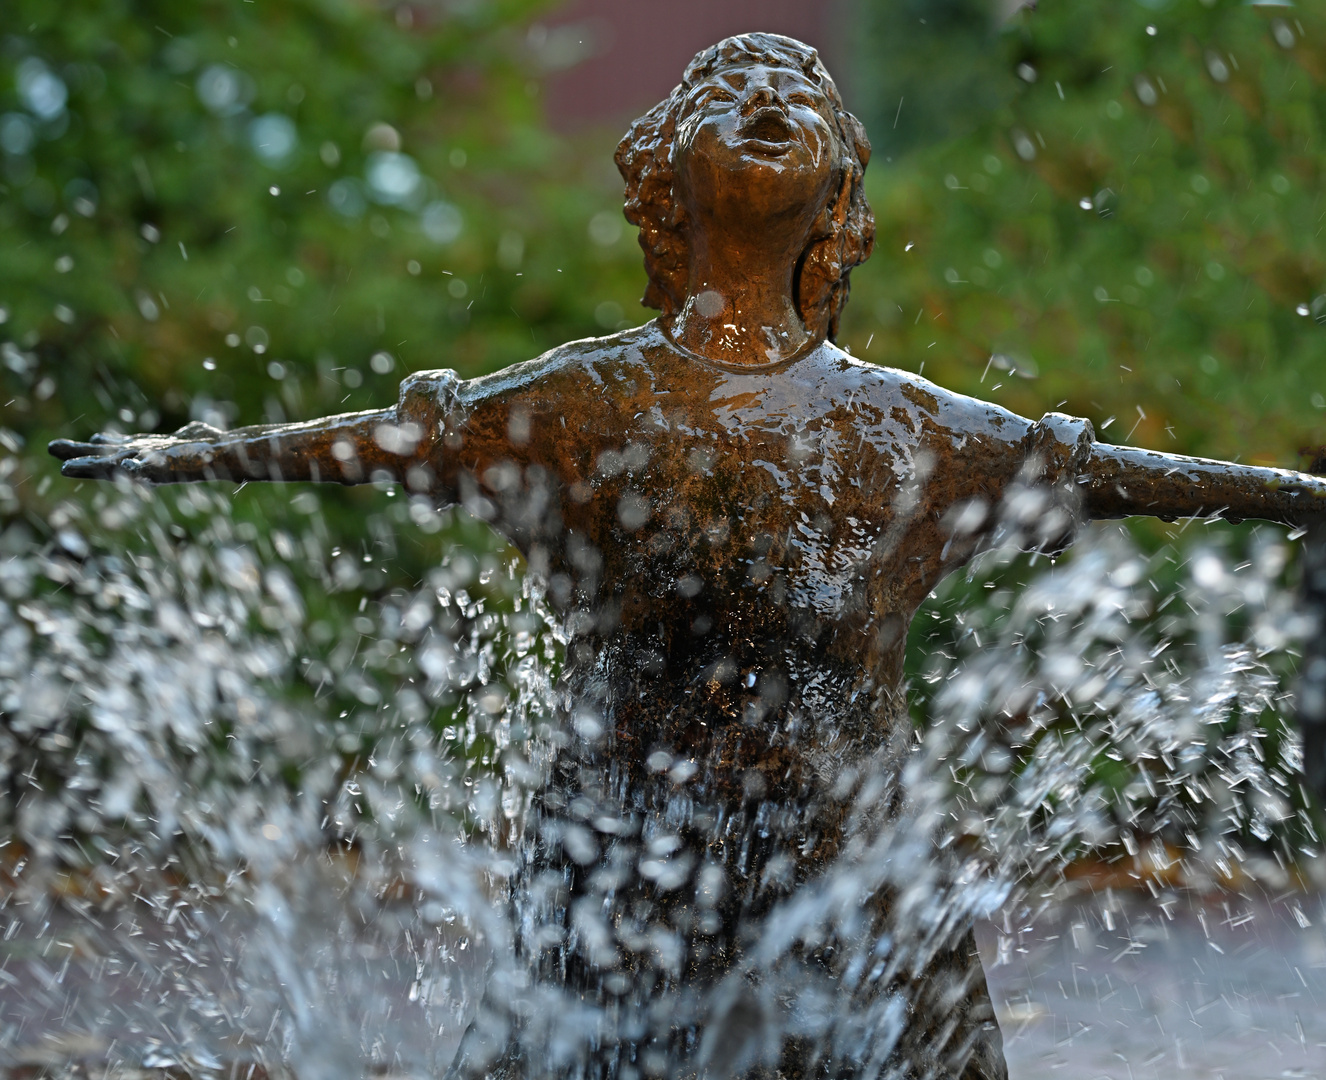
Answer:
[{"left": 841, "top": 112, "right": 870, "bottom": 169}]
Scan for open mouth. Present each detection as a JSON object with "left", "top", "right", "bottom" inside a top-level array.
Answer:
[{"left": 739, "top": 108, "right": 795, "bottom": 150}]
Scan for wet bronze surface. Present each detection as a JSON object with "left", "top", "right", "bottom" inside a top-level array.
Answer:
[{"left": 47, "top": 31, "right": 1326, "bottom": 1080}]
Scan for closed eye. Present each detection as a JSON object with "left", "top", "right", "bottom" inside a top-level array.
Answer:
[
  {"left": 786, "top": 92, "right": 818, "bottom": 108},
  {"left": 694, "top": 85, "right": 737, "bottom": 107}
]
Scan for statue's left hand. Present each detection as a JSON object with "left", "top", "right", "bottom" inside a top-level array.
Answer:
[{"left": 48, "top": 421, "right": 226, "bottom": 482}]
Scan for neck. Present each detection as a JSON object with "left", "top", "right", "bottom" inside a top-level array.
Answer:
[{"left": 665, "top": 229, "right": 815, "bottom": 366}]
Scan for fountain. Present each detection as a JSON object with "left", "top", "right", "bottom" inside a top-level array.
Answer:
[{"left": 16, "top": 30, "right": 1326, "bottom": 1080}]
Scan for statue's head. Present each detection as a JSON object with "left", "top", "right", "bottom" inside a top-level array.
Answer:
[{"left": 615, "top": 33, "right": 874, "bottom": 343}]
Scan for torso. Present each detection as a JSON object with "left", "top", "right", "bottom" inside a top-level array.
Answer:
[
  {"left": 424, "top": 321, "right": 1032, "bottom": 1079},
  {"left": 431, "top": 320, "right": 1034, "bottom": 771}
]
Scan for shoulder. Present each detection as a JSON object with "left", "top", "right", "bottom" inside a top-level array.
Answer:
[
  {"left": 397, "top": 324, "right": 660, "bottom": 419},
  {"left": 463, "top": 322, "right": 662, "bottom": 405},
  {"left": 815, "top": 345, "right": 1034, "bottom": 444}
]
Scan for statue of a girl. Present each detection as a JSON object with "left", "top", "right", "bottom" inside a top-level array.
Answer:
[{"left": 51, "top": 33, "right": 1326, "bottom": 1080}]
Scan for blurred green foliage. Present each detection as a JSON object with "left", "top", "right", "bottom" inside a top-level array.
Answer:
[
  {"left": 851, "top": 0, "right": 1015, "bottom": 157},
  {"left": 0, "top": 0, "right": 641, "bottom": 497},
  {"left": 840, "top": 0, "right": 1326, "bottom": 467},
  {"left": 0, "top": 0, "right": 658, "bottom": 617}
]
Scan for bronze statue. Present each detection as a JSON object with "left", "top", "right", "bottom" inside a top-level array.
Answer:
[{"left": 49, "top": 33, "right": 1326, "bottom": 1080}]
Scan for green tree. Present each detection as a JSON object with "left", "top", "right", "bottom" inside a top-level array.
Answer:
[
  {"left": 842, "top": 0, "right": 1326, "bottom": 467},
  {"left": 0, "top": 0, "right": 643, "bottom": 491},
  {"left": 850, "top": 0, "right": 1016, "bottom": 157}
]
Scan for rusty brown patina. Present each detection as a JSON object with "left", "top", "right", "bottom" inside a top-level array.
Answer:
[{"left": 49, "top": 32, "right": 1326, "bottom": 1080}]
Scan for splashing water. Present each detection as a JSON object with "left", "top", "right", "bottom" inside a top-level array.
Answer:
[{"left": 0, "top": 465, "right": 1317, "bottom": 1078}]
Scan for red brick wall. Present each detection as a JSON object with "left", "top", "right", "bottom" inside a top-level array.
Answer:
[{"left": 535, "top": 0, "right": 847, "bottom": 131}]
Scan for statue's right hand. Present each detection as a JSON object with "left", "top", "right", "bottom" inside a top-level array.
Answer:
[{"left": 48, "top": 421, "right": 226, "bottom": 482}]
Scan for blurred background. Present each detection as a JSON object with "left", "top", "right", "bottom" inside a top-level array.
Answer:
[
  {"left": 1, "top": 0, "right": 1325, "bottom": 873},
  {"left": 3, "top": 0, "right": 1323, "bottom": 470}
]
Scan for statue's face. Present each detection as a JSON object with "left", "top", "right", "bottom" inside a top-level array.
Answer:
[{"left": 673, "top": 62, "right": 839, "bottom": 236}]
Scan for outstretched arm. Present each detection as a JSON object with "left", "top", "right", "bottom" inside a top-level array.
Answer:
[
  {"left": 49, "top": 369, "right": 460, "bottom": 488},
  {"left": 1082, "top": 442, "right": 1326, "bottom": 528},
  {"left": 1026, "top": 415, "right": 1326, "bottom": 801},
  {"left": 50, "top": 410, "right": 396, "bottom": 485}
]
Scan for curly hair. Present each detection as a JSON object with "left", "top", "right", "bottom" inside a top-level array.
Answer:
[{"left": 614, "top": 33, "right": 875, "bottom": 343}]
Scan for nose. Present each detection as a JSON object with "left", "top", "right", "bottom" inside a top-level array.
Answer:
[{"left": 741, "top": 83, "right": 784, "bottom": 115}]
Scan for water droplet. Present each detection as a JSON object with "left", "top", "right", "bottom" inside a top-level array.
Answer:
[
  {"left": 17, "top": 58, "right": 68, "bottom": 120},
  {"left": 595, "top": 301, "right": 624, "bottom": 328},
  {"left": 0, "top": 112, "right": 35, "bottom": 155},
  {"left": 365, "top": 151, "right": 420, "bottom": 205},
  {"left": 250, "top": 114, "right": 298, "bottom": 166},
  {"left": 196, "top": 63, "right": 250, "bottom": 114},
  {"left": 1205, "top": 50, "right": 1230, "bottom": 83},
  {"left": 422, "top": 200, "right": 462, "bottom": 243},
  {"left": 363, "top": 122, "right": 401, "bottom": 152},
  {"left": 328, "top": 177, "right": 366, "bottom": 217}
]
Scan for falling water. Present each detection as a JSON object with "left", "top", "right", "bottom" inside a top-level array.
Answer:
[{"left": 0, "top": 461, "right": 1319, "bottom": 1078}]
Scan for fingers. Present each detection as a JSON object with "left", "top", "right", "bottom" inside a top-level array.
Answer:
[
  {"left": 58, "top": 455, "right": 132, "bottom": 480},
  {"left": 49, "top": 429, "right": 173, "bottom": 483},
  {"left": 59, "top": 452, "right": 174, "bottom": 483},
  {"left": 51, "top": 427, "right": 220, "bottom": 461},
  {"left": 49, "top": 436, "right": 149, "bottom": 483},
  {"left": 51, "top": 438, "right": 157, "bottom": 481},
  {"left": 49, "top": 433, "right": 136, "bottom": 459},
  {"left": 48, "top": 438, "right": 99, "bottom": 461},
  {"left": 50, "top": 428, "right": 232, "bottom": 484},
  {"left": 56, "top": 444, "right": 235, "bottom": 484}
]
